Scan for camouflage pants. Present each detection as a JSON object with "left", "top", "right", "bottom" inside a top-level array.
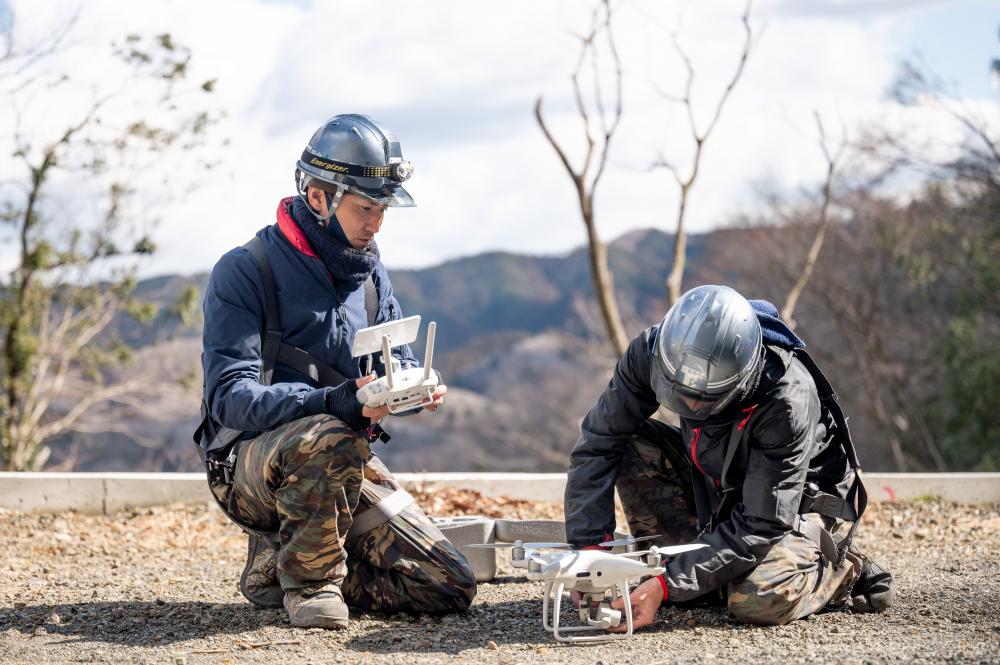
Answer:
[
  {"left": 726, "top": 514, "right": 862, "bottom": 625},
  {"left": 222, "top": 414, "right": 476, "bottom": 614},
  {"left": 615, "top": 419, "right": 701, "bottom": 546},
  {"left": 616, "top": 419, "right": 862, "bottom": 625}
]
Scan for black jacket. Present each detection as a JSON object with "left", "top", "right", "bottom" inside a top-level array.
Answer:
[{"left": 564, "top": 325, "right": 854, "bottom": 602}]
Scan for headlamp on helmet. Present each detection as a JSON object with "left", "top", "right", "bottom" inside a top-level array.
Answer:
[{"left": 391, "top": 160, "right": 413, "bottom": 182}]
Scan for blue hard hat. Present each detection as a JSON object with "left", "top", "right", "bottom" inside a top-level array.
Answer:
[{"left": 296, "top": 113, "right": 415, "bottom": 207}]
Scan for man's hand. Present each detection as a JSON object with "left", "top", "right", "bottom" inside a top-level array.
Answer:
[
  {"left": 423, "top": 384, "right": 447, "bottom": 412},
  {"left": 356, "top": 374, "right": 389, "bottom": 420},
  {"left": 607, "top": 576, "right": 665, "bottom": 633}
]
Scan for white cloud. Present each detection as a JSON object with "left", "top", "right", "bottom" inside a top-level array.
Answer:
[
  {"left": 765, "top": 0, "right": 949, "bottom": 17},
  {"left": 1, "top": 0, "right": 990, "bottom": 277}
]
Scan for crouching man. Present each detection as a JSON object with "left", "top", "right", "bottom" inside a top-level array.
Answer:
[
  {"left": 565, "top": 285, "right": 894, "bottom": 628},
  {"left": 195, "top": 114, "right": 476, "bottom": 629}
]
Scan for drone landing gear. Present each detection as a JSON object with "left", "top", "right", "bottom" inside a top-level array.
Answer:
[{"left": 542, "top": 581, "right": 634, "bottom": 643}]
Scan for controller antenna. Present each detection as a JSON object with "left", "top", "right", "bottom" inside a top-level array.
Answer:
[
  {"left": 381, "top": 334, "right": 395, "bottom": 390},
  {"left": 423, "top": 322, "right": 436, "bottom": 382}
]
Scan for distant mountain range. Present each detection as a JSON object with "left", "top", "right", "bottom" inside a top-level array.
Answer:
[
  {"left": 116, "top": 227, "right": 715, "bottom": 349},
  {"left": 51, "top": 226, "right": 896, "bottom": 473}
]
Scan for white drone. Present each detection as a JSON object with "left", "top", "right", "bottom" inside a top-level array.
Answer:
[
  {"left": 472, "top": 536, "right": 706, "bottom": 643},
  {"left": 351, "top": 315, "right": 439, "bottom": 414}
]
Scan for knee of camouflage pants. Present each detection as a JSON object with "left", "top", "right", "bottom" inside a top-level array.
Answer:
[
  {"left": 615, "top": 421, "right": 699, "bottom": 545},
  {"left": 340, "top": 457, "right": 477, "bottom": 615},
  {"left": 345, "top": 504, "right": 478, "bottom": 615},
  {"left": 727, "top": 516, "right": 861, "bottom": 626},
  {"left": 231, "top": 414, "right": 372, "bottom": 591}
]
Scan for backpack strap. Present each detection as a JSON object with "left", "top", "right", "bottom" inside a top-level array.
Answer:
[
  {"left": 363, "top": 275, "right": 378, "bottom": 327},
  {"left": 243, "top": 236, "right": 283, "bottom": 387},
  {"left": 276, "top": 344, "right": 348, "bottom": 387},
  {"left": 720, "top": 406, "right": 757, "bottom": 492},
  {"left": 706, "top": 406, "right": 756, "bottom": 530},
  {"left": 195, "top": 236, "right": 279, "bottom": 457},
  {"left": 792, "top": 348, "right": 868, "bottom": 564},
  {"left": 793, "top": 349, "right": 862, "bottom": 469}
]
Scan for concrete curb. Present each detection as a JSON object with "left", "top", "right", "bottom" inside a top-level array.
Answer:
[{"left": 1, "top": 471, "right": 998, "bottom": 515}]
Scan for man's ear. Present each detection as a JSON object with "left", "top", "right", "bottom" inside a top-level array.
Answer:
[{"left": 306, "top": 185, "right": 325, "bottom": 212}]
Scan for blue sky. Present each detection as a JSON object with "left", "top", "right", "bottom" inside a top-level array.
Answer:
[
  {"left": 1, "top": 0, "right": 997, "bottom": 277},
  {"left": 904, "top": 1, "right": 998, "bottom": 97}
]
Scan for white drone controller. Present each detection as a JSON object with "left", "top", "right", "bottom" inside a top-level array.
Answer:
[{"left": 351, "top": 315, "right": 439, "bottom": 415}]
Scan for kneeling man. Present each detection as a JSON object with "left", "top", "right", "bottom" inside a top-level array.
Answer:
[
  {"left": 196, "top": 114, "right": 476, "bottom": 628},
  {"left": 565, "top": 285, "right": 894, "bottom": 627}
]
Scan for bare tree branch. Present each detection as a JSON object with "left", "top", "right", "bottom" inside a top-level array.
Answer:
[
  {"left": 66, "top": 420, "right": 163, "bottom": 450},
  {"left": 0, "top": 9, "right": 80, "bottom": 95},
  {"left": 570, "top": 28, "right": 597, "bottom": 184},
  {"left": 535, "top": 0, "right": 629, "bottom": 356},
  {"left": 1, "top": 26, "right": 218, "bottom": 470},
  {"left": 650, "top": 155, "right": 684, "bottom": 188},
  {"left": 782, "top": 111, "right": 846, "bottom": 327},
  {"left": 34, "top": 377, "right": 147, "bottom": 443},
  {"left": 23, "top": 290, "right": 121, "bottom": 432},
  {"left": 589, "top": 1, "right": 623, "bottom": 192},
  {"left": 657, "top": 0, "right": 754, "bottom": 305}
]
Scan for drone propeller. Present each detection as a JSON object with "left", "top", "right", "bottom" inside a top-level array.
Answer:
[
  {"left": 618, "top": 543, "right": 709, "bottom": 558},
  {"left": 467, "top": 541, "right": 571, "bottom": 550},
  {"left": 598, "top": 534, "right": 661, "bottom": 548}
]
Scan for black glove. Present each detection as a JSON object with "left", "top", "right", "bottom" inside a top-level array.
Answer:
[{"left": 325, "top": 380, "right": 368, "bottom": 431}]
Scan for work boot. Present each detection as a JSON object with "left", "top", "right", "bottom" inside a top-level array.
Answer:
[
  {"left": 850, "top": 554, "right": 896, "bottom": 613},
  {"left": 284, "top": 583, "right": 350, "bottom": 629},
  {"left": 239, "top": 533, "right": 283, "bottom": 608}
]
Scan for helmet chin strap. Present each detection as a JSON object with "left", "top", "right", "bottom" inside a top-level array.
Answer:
[
  {"left": 319, "top": 187, "right": 345, "bottom": 227},
  {"left": 298, "top": 176, "right": 346, "bottom": 228}
]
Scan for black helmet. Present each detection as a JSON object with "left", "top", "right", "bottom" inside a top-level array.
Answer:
[
  {"left": 651, "top": 285, "right": 763, "bottom": 420},
  {"left": 295, "top": 113, "right": 415, "bottom": 209}
]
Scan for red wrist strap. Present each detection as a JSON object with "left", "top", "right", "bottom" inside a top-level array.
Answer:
[{"left": 656, "top": 574, "right": 669, "bottom": 602}]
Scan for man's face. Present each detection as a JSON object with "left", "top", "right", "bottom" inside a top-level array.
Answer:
[
  {"left": 336, "top": 193, "right": 387, "bottom": 249},
  {"left": 309, "top": 187, "right": 387, "bottom": 249},
  {"left": 679, "top": 395, "right": 713, "bottom": 414}
]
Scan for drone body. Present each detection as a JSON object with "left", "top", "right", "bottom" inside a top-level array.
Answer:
[
  {"left": 472, "top": 537, "right": 706, "bottom": 643},
  {"left": 529, "top": 549, "right": 666, "bottom": 643},
  {"left": 527, "top": 549, "right": 664, "bottom": 588}
]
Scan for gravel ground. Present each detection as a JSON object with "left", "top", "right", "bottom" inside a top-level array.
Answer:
[{"left": 1, "top": 493, "right": 998, "bottom": 665}]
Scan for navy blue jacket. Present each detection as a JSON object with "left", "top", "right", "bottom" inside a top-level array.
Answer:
[{"left": 200, "top": 198, "right": 416, "bottom": 446}]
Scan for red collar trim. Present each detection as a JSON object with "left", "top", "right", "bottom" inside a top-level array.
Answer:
[
  {"left": 738, "top": 404, "right": 758, "bottom": 430},
  {"left": 276, "top": 197, "right": 318, "bottom": 258}
]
